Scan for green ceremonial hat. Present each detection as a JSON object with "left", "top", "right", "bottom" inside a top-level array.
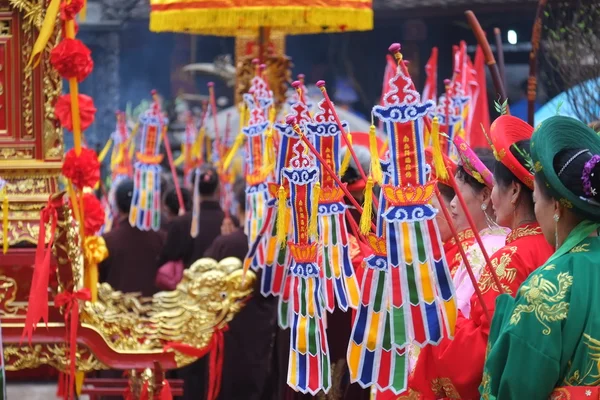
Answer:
[{"left": 531, "top": 115, "right": 600, "bottom": 220}]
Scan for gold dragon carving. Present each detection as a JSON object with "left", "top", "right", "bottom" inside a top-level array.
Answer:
[
  {"left": 4, "top": 344, "right": 108, "bottom": 372},
  {"left": 80, "top": 257, "right": 256, "bottom": 368}
]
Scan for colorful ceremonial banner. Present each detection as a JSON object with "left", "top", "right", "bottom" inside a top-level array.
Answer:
[
  {"left": 129, "top": 95, "right": 167, "bottom": 231},
  {"left": 305, "top": 99, "right": 359, "bottom": 313},
  {"left": 348, "top": 44, "right": 456, "bottom": 395}
]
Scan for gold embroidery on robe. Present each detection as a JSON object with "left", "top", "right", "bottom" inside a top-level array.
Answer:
[
  {"left": 479, "top": 246, "right": 518, "bottom": 295},
  {"left": 431, "top": 377, "right": 461, "bottom": 399},
  {"left": 563, "top": 334, "right": 600, "bottom": 386},
  {"left": 510, "top": 271, "right": 573, "bottom": 335},
  {"left": 570, "top": 243, "right": 590, "bottom": 253},
  {"left": 395, "top": 388, "right": 421, "bottom": 400},
  {"left": 505, "top": 225, "right": 541, "bottom": 244}
]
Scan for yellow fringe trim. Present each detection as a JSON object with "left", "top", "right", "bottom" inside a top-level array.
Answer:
[{"left": 149, "top": 7, "right": 373, "bottom": 35}]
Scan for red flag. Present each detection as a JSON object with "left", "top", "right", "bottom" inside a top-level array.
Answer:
[
  {"left": 469, "top": 45, "right": 491, "bottom": 148},
  {"left": 422, "top": 47, "right": 438, "bottom": 103}
]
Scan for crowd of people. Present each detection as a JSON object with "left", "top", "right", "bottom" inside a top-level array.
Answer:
[{"left": 97, "top": 114, "right": 600, "bottom": 399}]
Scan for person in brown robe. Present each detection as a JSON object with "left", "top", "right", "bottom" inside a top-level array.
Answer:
[
  {"left": 157, "top": 167, "right": 225, "bottom": 268},
  {"left": 157, "top": 167, "right": 225, "bottom": 400},
  {"left": 97, "top": 179, "right": 166, "bottom": 400},
  {"left": 99, "top": 179, "right": 165, "bottom": 297},
  {"left": 204, "top": 186, "right": 278, "bottom": 400}
]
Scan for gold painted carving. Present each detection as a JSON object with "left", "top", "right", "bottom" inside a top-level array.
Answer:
[
  {"left": 236, "top": 55, "right": 292, "bottom": 112},
  {"left": 4, "top": 344, "right": 108, "bottom": 372},
  {"left": 21, "top": 14, "right": 34, "bottom": 139},
  {"left": 80, "top": 257, "right": 256, "bottom": 368},
  {"left": 0, "top": 276, "right": 28, "bottom": 318},
  {"left": 0, "top": 147, "right": 33, "bottom": 159}
]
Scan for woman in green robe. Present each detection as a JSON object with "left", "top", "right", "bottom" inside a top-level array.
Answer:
[{"left": 481, "top": 116, "right": 600, "bottom": 399}]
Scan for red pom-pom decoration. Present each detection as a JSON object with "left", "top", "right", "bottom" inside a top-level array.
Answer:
[
  {"left": 81, "top": 193, "right": 105, "bottom": 236},
  {"left": 50, "top": 39, "right": 93, "bottom": 82},
  {"left": 60, "top": 0, "right": 84, "bottom": 20},
  {"left": 55, "top": 94, "right": 96, "bottom": 132},
  {"left": 62, "top": 148, "right": 100, "bottom": 189}
]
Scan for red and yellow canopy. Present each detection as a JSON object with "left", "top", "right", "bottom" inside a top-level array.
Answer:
[{"left": 149, "top": 0, "right": 373, "bottom": 35}]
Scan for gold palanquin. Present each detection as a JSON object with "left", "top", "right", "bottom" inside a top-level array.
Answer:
[{"left": 0, "top": 0, "right": 256, "bottom": 391}]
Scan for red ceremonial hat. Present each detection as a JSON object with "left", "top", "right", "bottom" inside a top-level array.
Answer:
[
  {"left": 489, "top": 115, "right": 534, "bottom": 190},
  {"left": 425, "top": 147, "right": 456, "bottom": 186}
]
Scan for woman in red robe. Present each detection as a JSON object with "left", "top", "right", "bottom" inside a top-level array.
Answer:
[
  {"left": 404, "top": 116, "right": 554, "bottom": 399},
  {"left": 424, "top": 148, "right": 475, "bottom": 279}
]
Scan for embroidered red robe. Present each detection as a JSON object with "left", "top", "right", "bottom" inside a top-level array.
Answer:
[{"left": 405, "top": 224, "right": 553, "bottom": 399}]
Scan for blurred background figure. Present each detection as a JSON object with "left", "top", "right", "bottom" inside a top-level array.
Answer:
[
  {"left": 99, "top": 178, "right": 166, "bottom": 297},
  {"left": 162, "top": 186, "right": 192, "bottom": 224}
]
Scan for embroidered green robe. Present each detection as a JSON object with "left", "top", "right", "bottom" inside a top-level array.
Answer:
[{"left": 481, "top": 236, "right": 600, "bottom": 399}]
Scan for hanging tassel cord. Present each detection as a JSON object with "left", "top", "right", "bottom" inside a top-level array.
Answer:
[
  {"left": 443, "top": 158, "right": 505, "bottom": 295},
  {"left": 434, "top": 187, "right": 490, "bottom": 322},
  {"left": 288, "top": 119, "right": 376, "bottom": 233}
]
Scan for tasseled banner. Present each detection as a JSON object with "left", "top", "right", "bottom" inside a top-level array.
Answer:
[
  {"left": 339, "top": 133, "right": 353, "bottom": 177},
  {"left": 276, "top": 185, "right": 287, "bottom": 246},
  {"left": 369, "top": 125, "right": 383, "bottom": 184},
  {"left": 309, "top": 182, "right": 320, "bottom": 239},
  {"left": 359, "top": 177, "right": 374, "bottom": 235},
  {"left": 431, "top": 117, "right": 448, "bottom": 181}
]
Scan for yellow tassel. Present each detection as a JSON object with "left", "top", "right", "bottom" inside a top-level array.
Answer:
[
  {"left": 2, "top": 187, "right": 8, "bottom": 254},
  {"left": 173, "top": 153, "right": 185, "bottom": 167},
  {"left": 369, "top": 125, "right": 383, "bottom": 184},
  {"left": 223, "top": 134, "right": 245, "bottom": 171},
  {"left": 359, "top": 177, "right": 374, "bottom": 235},
  {"left": 276, "top": 186, "right": 287, "bottom": 246},
  {"left": 340, "top": 133, "right": 353, "bottom": 176},
  {"left": 309, "top": 182, "right": 320, "bottom": 239},
  {"left": 431, "top": 117, "right": 448, "bottom": 182}
]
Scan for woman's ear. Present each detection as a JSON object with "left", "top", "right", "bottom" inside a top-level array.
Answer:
[
  {"left": 553, "top": 198, "right": 562, "bottom": 219},
  {"left": 511, "top": 181, "right": 522, "bottom": 206},
  {"left": 480, "top": 187, "right": 492, "bottom": 204}
]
